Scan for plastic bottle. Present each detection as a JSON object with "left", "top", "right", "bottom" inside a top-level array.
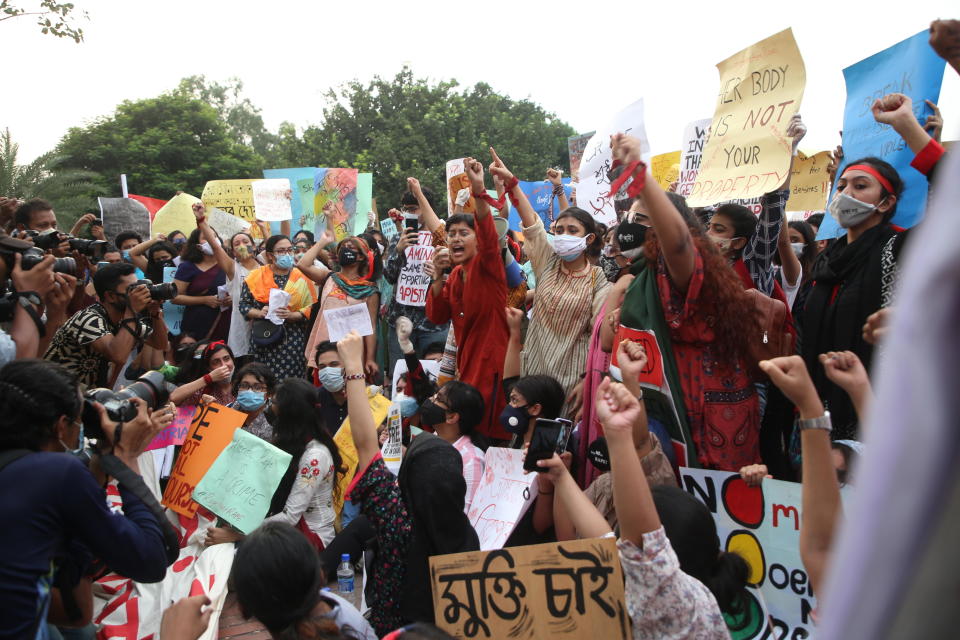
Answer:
[{"left": 337, "top": 553, "right": 354, "bottom": 593}]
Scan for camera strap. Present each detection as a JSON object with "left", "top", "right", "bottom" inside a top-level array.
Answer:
[
  {"left": 12, "top": 290, "right": 45, "bottom": 338},
  {"left": 97, "top": 453, "right": 180, "bottom": 566}
]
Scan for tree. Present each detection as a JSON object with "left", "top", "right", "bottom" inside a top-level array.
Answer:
[
  {"left": 275, "top": 67, "right": 576, "bottom": 211},
  {"left": 0, "top": 128, "right": 98, "bottom": 229},
  {"left": 56, "top": 92, "right": 263, "bottom": 200},
  {"left": 0, "top": 0, "right": 87, "bottom": 42}
]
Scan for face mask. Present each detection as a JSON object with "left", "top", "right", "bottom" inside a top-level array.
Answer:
[
  {"left": 59, "top": 420, "right": 85, "bottom": 456},
  {"left": 395, "top": 393, "right": 419, "bottom": 418},
  {"left": 121, "top": 250, "right": 132, "bottom": 262},
  {"left": 553, "top": 234, "right": 588, "bottom": 261},
  {"left": 376, "top": 242, "right": 385, "bottom": 255},
  {"left": 235, "top": 245, "right": 250, "bottom": 259},
  {"left": 709, "top": 235, "right": 733, "bottom": 252},
  {"left": 499, "top": 404, "right": 530, "bottom": 435},
  {"left": 236, "top": 389, "right": 266, "bottom": 412},
  {"left": 109, "top": 292, "right": 128, "bottom": 312},
  {"left": 199, "top": 241, "right": 214, "bottom": 256},
  {"left": 599, "top": 254, "right": 621, "bottom": 283},
  {"left": 791, "top": 242, "right": 805, "bottom": 259},
  {"left": 173, "top": 238, "right": 186, "bottom": 247},
  {"left": 338, "top": 247, "right": 359, "bottom": 266},
  {"left": 418, "top": 398, "right": 448, "bottom": 427},
  {"left": 828, "top": 193, "right": 879, "bottom": 228},
  {"left": 317, "top": 366, "right": 345, "bottom": 392},
  {"left": 616, "top": 221, "right": 649, "bottom": 253},
  {"left": 37, "top": 228, "right": 57, "bottom": 236},
  {"left": 276, "top": 254, "right": 295, "bottom": 270}
]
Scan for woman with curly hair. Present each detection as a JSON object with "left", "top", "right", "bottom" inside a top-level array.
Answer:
[{"left": 606, "top": 134, "right": 761, "bottom": 472}]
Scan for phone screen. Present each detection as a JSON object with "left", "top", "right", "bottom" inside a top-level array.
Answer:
[{"left": 523, "top": 419, "right": 562, "bottom": 472}]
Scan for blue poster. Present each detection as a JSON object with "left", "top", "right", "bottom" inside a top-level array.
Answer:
[
  {"left": 818, "top": 30, "right": 945, "bottom": 239},
  {"left": 507, "top": 178, "right": 573, "bottom": 231},
  {"left": 162, "top": 266, "right": 184, "bottom": 336}
]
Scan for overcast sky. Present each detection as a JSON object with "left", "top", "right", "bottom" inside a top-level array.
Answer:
[{"left": 5, "top": 0, "right": 958, "bottom": 172}]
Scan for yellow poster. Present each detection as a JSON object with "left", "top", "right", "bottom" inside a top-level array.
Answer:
[
  {"left": 650, "top": 151, "right": 681, "bottom": 190},
  {"left": 202, "top": 179, "right": 257, "bottom": 230},
  {"left": 786, "top": 150, "right": 831, "bottom": 212},
  {"left": 152, "top": 192, "right": 200, "bottom": 238},
  {"left": 332, "top": 388, "right": 393, "bottom": 514},
  {"left": 688, "top": 28, "right": 806, "bottom": 206}
]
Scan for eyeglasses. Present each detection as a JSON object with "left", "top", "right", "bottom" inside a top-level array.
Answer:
[
  {"left": 401, "top": 205, "right": 418, "bottom": 213},
  {"left": 238, "top": 383, "right": 268, "bottom": 392},
  {"left": 271, "top": 248, "right": 294, "bottom": 255}
]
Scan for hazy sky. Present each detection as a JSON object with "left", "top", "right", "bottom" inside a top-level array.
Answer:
[{"left": 5, "top": 0, "right": 958, "bottom": 173}]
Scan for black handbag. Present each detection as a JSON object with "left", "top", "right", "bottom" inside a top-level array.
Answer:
[{"left": 251, "top": 319, "right": 285, "bottom": 346}]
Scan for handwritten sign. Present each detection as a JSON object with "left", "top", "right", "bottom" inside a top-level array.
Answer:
[
  {"left": 202, "top": 180, "right": 256, "bottom": 223},
  {"left": 146, "top": 404, "right": 196, "bottom": 451},
  {"left": 380, "top": 218, "right": 399, "bottom": 243},
  {"left": 567, "top": 131, "right": 595, "bottom": 182},
  {"left": 430, "top": 537, "right": 629, "bottom": 640},
  {"left": 251, "top": 178, "right": 293, "bottom": 221},
  {"left": 677, "top": 118, "right": 712, "bottom": 196},
  {"left": 162, "top": 266, "right": 184, "bottom": 336},
  {"left": 193, "top": 429, "right": 292, "bottom": 534},
  {"left": 650, "top": 151, "right": 681, "bottom": 190},
  {"left": 577, "top": 99, "right": 651, "bottom": 227},
  {"left": 313, "top": 168, "right": 358, "bottom": 243},
  {"left": 161, "top": 403, "right": 246, "bottom": 517},
  {"left": 445, "top": 158, "right": 476, "bottom": 215},
  {"left": 98, "top": 197, "right": 151, "bottom": 245},
  {"left": 395, "top": 230, "right": 436, "bottom": 307},
  {"left": 817, "top": 30, "right": 946, "bottom": 239},
  {"left": 468, "top": 448, "right": 538, "bottom": 550},
  {"left": 334, "top": 389, "right": 393, "bottom": 514},
  {"left": 152, "top": 192, "right": 200, "bottom": 238},
  {"left": 263, "top": 167, "right": 317, "bottom": 234},
  {"left": 381, "top": 403, "right": 402, "bottom": 475},
  {"left": 323, "top": 303, "right": 373, "bottom": 342},
  {"left": 207, "top": 206, "right": 251, "bottom": 240},
  {"left": 688, "top": 28, "right": 806, "bottom": 206},
  {"left": 786, "top": 151, "right": 831, "bottom": 212}
]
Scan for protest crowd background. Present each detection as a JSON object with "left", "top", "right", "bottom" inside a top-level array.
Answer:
[{"left": 2, "top": 10, "right": 960, "bottom": 640}]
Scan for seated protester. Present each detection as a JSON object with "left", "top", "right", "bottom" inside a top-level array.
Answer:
[
  {"left": 0, "top": 359, "right": 172, "bottom": 637},
  {"left": 337, "top": 331, "right": 479, "bottom": 636},
  {"left": 312, "top": 340, "right": 350, "bottom": 435},
  {"left": 233, "top": 522, "right": 376, "bottom": 640},
  {"left": 44, "top": 263, "right": 167, "bottom": 389},
  {"left": 169, "top": 340, "right": 236, "bottom": 407},
  {"left": 229, "top": 362, "right": 277, "bottom": 443},
  {"left": 207, "top": 379, "right": 344, "bottom": 551},
  {"left": 418, "top": 380, "right": 487, "bottom": 514}
]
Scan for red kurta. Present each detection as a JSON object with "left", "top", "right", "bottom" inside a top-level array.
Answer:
[{"left": 426, "top": 212, "right": 509, "bottom": 440}]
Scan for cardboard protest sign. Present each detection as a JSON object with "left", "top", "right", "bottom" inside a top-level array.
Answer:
[
  {"left": 323, "top": 303, "right": 374, "bottom": 342},
  {"left": 162, "top": 266, "right": 184, "bottom": 336},
  {"left": 609, "top": 325, "right": 665, "bottom": 387},
  {"left": 162, "top": 403, "right": 246, "bottom": 517},
  {"left": 146, "top": 404, "right": 196, "bottom": 451},
  {"left": 128, "top": 194, "right": 168, "bottom": 222},
  {"left": 446, "top": 158, "right": 477, "bottom": 215},
  {"left": 381, "top": 403, "right": 402, "bottom": 475},
  {"left": 354, "top": 172, "right": 374, "bottom": 237},
  {"left": 786, "top": 151, "right": 832, "bottom": 212},
  {"left": 193, "top": 429, "right": 292, "bottom": 534},
  {"left": 677, "top": 118, "right": 712, "bottom": 196},
  {"left": 688, "top": 28, "right": 806, "bottom": 206},
  {"left": 251, "top": 178, "right": 293, "bottom": 221},
  {"left": 567, "top": 131, "right": 595, "bottom": 182},
  {"left": 152, "top": 192, "right": 200, "bottom": 238},
  {"left": 650, "top": 151, "right": 682, "bottom": 190},
  {"left": 468, "top": 447, "right": 538, "bottom": 550},
  {"left": 333, "top": 388, "right": 393, "bottom": 514},
  {"left": 201, "top": 180, "right": 257, "bottom": 238},
  {"left": 263, "top": 167, "right": 317, "bottom": 233},
  {"left": 207, "top": 207, "right": 251, "bottom": 240},
  {"left": 577, "top": 99, "right": 651, "bottom": 227},
  {"left": 313, "top": 168, "right": 359, "bottom": 242},
  {"left": 395, "top": 230, "right": 436, "bottom": 307},
  {"left": 98, "top": 197, "right": 151, "bottom": 245},
  {"left": 430, "top": 536, "right": 629, "bottom": 639},
  {"left": 380, "top": 217, "right": 399, "bottom": 243},
  {"left": 818, "top": 30, "right": 945, "bottom": 239}
]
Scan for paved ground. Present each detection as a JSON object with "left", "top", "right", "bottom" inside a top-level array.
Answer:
[{"left": 217, "top": 593, "right": 270, "bottom": 639}]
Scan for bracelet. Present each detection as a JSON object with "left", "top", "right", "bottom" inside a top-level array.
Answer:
[
  {"left": 203, "top": 373, "right": 213, "bottom": 385},
  {"left": 797, "top": 411, "right": 832, "bottom": 432},
  {"left": 344, "top": 372, "right": 365, "bottom": 382}
]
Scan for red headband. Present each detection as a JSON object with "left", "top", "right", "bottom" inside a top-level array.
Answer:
[
  {"left": 841, "top": 164, "right": 895, "bottom": 195},
  {"left": 204, "top": 340, "right": 226, "bottom": 355}
]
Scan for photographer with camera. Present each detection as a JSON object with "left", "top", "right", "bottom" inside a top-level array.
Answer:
[
  {"left": 44, "top": 263, "right": 168, "bottom": 389},
  {"left": 0, "top": 359, "right": 175, "bottom": 638}
]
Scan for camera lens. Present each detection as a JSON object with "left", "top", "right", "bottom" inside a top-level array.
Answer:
[
  {"left": 69, "top": 238, "right": 108, "bottom": 259},
  {"left": 148, "top": 282, "right": 178, "bottom": 301},
  {"left": 19, "top": 247, "right": 76, "bottom": 274},
  {"left": 81, "top": 371, "right": 170, "bottom": 438}
]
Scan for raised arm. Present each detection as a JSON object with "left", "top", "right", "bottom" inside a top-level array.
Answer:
[
  {"left": 489, "top": 148, "right": 538, "bottom": 228},
  {"left": 128, "top": 233, "right": 165, "bottom": 274},
  {"left": 338, "top": 331, "right": 379, "bottom": 470},
  {"left": 295, "top": 229, "right": 334, "bottom": 284},
  {"left": 463, "top": 157, "right": 491, "bottom": 221},
  {"left": 615, "top": 339, "right": 654, "bottom": 459},
  {"left": 538, "top": 453, "right": 612, "bottom": 538},
  {"left": 777, "top": 217, "right": 802, "bottom": 289},
  {"left": 407, "top": 177, "right": 443, "bottom": 233},
  {"left": 192, "top": 203, "right": 234, "bottom": 280},
  {"left": 872, "top": 94, "right": 934, "bottom": 155},
  {"left": 546, "top": 169, "right": 570, "bottom": 212},
  {"left": 503, "top": 306, "right": 524, "bottom": 380}
]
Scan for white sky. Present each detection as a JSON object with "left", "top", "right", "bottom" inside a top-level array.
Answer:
[{"left": 5, "top": 0, "right": 959, "bottom": 170}]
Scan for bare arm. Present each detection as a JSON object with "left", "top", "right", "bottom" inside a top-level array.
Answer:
[
  {"left": 192, "top": 203, "right": 234, "bottom": 280},
  {"left": 546, "top": 168, "right": 570, "bottom": 212},
  {"left": 127, "top": 234, "right": 164, "bottom": 273},
  {"left": 338, "top": 331, "right": 379, "bottom": 470},
  {"left": 296, "top": 231, "right": 334, "bottom": 284},
  {"left": 172, "top": 279, "right": 218, "bottom": 308},
  {"left": 777, "top": 218, "right": 802, "bottom": 288},
  {"left": 407, "top": 177, "right": 443, "bottom": 233},
  {"left": 503, "top": 307, "right": 523, "bottom": 380},
  {"left": 873, "top": 94, "right": 934, "bottom": 155},
  {"left": 489, "top": 149, "right": 538, "bottom": 229},
  {"left": 539, "top": 454, "right": 612, "bottom": 538}
]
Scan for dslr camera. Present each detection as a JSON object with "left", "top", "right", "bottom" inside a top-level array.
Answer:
[
  {"left": 28, "top": 230, "right": 108, "bottom": 260},
  {"left": 0, "top": 245, "right": 76, "bottom": 275},
  {"left": 80, "top": 370, "right": 169, "bottom": 440},
  {"left": 129, "top": 278, "right": 178, "bottom": 302}
]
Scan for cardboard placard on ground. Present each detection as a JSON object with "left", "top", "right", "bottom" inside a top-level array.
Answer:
[
  {"left": 98, "top": 197, "right": 151, "bottom": 246},
  {"left": 468, "top": 447, "right": 538, "bottom": 550},
  {"left": 323, "top": 303, "right": 374, "bottom": 342},
  {"left": 161, "top": 403, "right": 246, "bottom": 517},
  {"left": 786, "top": 151, "right": 832, "bottom": 212},
  {"left": 688, "top": 28, "right": 806, "bottom": 206},
  {"left": 146, "top": 404, "right": 196, "bottom": 451},
  {"left": 650, "top": 151, "right": 682, "bottom": 190},
  {"left": 153, "top": 193, "right": 200, "bottom": 238},
  {"left": 193, "top": 429, "right": 292, "bottom": 534},
  {"left": 430, "top": 536, "right": 629, "bottom": 639}
]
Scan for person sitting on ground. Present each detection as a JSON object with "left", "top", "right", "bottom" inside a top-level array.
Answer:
[{"left": 169, "top": 340, "right": 236, "bottom": 407}]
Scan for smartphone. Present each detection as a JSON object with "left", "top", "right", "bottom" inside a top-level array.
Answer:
[
  {"left": 404, "top": 215, "right": 419, "bottom": 245},
  {"left": 523, "top": 418, "right": 573, "bottom": 472}
]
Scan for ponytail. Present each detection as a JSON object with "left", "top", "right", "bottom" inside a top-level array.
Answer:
[{"left": 705, "top": 550, "right": 751, "bottom": 624}]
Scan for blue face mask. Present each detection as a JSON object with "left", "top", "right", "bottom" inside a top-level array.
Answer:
[
  {"left": 121, "top": 250, "right": 132, "bottom": 262},
  {"left": 318, "top": 366, "right": 345, "bottom": 392},
  {"left": 276, "top": 254, "right": 295, "bottom": 270},
  {"left": 395, "top": 394, "right": 419, "bottom": 418},
  {"left": 236, "top": 390, "right": 266, "bottom": 412},
  {"left": 60, "top": 420, "right": 85, "bottom": 457},
  {"left": 499, "top": 404, "right": 530, "bottom": 435}
]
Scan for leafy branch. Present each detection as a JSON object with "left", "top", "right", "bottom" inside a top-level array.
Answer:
[{"left": 0, "top": 0, "right": 88, "bottom": 43}]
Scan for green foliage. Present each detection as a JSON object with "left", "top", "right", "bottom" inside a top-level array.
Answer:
[
  {"left": 0, "top": 128, "right": 98, "bottom": 229},
  {"left": 0, "top": 0, "right": 87, "bottom": 43}
]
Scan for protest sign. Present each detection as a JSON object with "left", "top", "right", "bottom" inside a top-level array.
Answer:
[
  {"left": 263, "top": 167, "right": 316, "bottom": 233},
  {"left": 468, "top": 447, "right": 538, "bottom": 550},
  {"left": 689, "top": 28, "right": 806, "bottom": 206},
  {"left": 446, "top": 158, "right": 477, "bottom": 215},
  {"left": 207, "top": 206, "right": 251, "bottom": 240},
  {"left": 202, "top": 180, "right": 257, "bottom": 226},
  {"left": 381, "top": 403, "right": 402, "bottom": 475},
  {"left": 354, "top": 172, "right": 374, "bottom": 236},
  {"left": 506, "top": 179, "right": 574, "bottom": 228},
  {"left": 677, "top": 118, "right": 712, "bottom": 196},
  {"left": 818, "top": 30, "right": 945, "bottom": 239},
  {"left": 162, "top": 266, "right": 184, "bottom": 336},
  {"left": 786, "top": 150, "right": 832, "bottom": 212},
  {"left": 333, "top": 389, "right": 392, "bottom": 513},
  {"left": 395, "top": 230, "right": 436, "bottom": 307},
  {"left": 251, "top": 178, "right": 293, "bottom": 221},
  {"left": 152, "top": 192, "right": 200, "bottom": 238},
  {"left": 380, "top": 217, "right": 399, "bottom": 243},
  {"left": 98, "top": 197, "right": 150, "bottom": 245},
  {"left": 295, "top": 177, "right": 316, "bottom": 229},
  {"left": 127, "top": 194, "right": 167, "bottom": 222},
  {"left": 650, "top": 151, "right": 682, "bottom": 190},
  {"left": 314, "top": 168, "right": 359, "bottom": 242},
  {"left": 162, "top": 403, "right": 246, "bottom": 517},
  {"left": 577, "top": 99, "right": 651, "bottom": 227},
  {"left": 323, "top": 304, "right": 374, "bottom": 342},
  {"left": 391, "top": 358, "right": 441, "bottom": 393},
  {"left": 567, "top": 131, "right": 595, "bottom": 182},
  {"left": 430, "top": 536, "right": 629, "bottom": 640},
  {"left": 193, "top": 429, "right": 292, "bottom": 534},
  {"left": 609, "top": 325, "right": 665, "bottom": 387},
  {"left": 146, "top": 404, "right": 195, "bottom": 451}
]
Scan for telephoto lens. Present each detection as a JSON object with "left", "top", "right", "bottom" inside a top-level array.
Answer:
[
  {"left": 130, "top": 279, "right": 178, "bottom": 301},
  {"left": 69, "top": 237, "right": 109, "bottom": 259},
  {"left": 80, "top": 370, "right": 170, "bottom": 440},
  {"left": 20, "top": 247, "right": 76, "bottom": 274}
]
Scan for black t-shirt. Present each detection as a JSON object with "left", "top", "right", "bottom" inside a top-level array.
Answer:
[{"left": 318, "top": 387, "right": 349, "bottom": 436}]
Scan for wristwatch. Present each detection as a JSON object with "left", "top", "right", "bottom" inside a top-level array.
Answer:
[{"left": 797, "top": 411, "right": 832, "bottom": 432}]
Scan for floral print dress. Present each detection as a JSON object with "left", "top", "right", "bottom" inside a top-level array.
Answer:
[{"left": 265, "top": 440, "right": 337, "bottom": 546}]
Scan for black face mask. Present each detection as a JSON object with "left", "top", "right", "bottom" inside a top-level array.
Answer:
[
  {"left": 419, "top": 398, "right": 448, "bottom": 428},
  {"left": 338, "top": 247, "right": 359, "bottom": 266},
  {"left": 616, "top": 221, "right": 649, "bottom": 253},
  {"left": 108, "top": 292, "right": 128, "bottom": 312}
]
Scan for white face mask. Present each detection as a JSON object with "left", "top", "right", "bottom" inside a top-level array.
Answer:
[
  {"left": 828, "top": 193, "right": 879, "bottom": 228},
  {"left": 790, "top": 242, "right": 805, "bottom": 259},
  {"left": 553, "top": 234, "right": 588, "bottom": 261},
  {"left": 199, "top": 241, "right": 214, "bottom": 255},
  {"left": 709, "top": 235, "right": 733, "bottom": 252}
]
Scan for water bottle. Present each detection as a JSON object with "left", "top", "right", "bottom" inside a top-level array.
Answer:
[{"left": 337, "top": 553, "right": 354, "bottom": 593}]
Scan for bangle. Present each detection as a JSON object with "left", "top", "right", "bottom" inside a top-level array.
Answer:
[
  {"left": 344, "top": 372, "right": 365, "bottom": 382},
  {"left": 797, "top": 411, "right": 831, "bottom": 432},
  {"left": 203, "top": 373, "right": 213, "bottom": 385}
]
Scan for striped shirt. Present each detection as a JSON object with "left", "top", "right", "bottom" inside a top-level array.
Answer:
[{"left": 742, "top": 190, "right": 789, "bottom": 297}]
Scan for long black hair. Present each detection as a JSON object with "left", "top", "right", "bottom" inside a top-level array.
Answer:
[
  {"left": 555, "top": 206, "right": 604, "bottom": 256},
  {"left": 268, "top": 379, "right": 346, "bottom": 515},
  {"left": 0, "top": 359, "right": 81, "bottom": 451},
  {"left": 173, "top": 341, "right": 234, "bottom": 385},
  {"left": 181, "top": 227, "right": 222, "bottom": 264}
]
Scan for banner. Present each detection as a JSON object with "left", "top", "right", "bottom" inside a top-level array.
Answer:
[
  {"left": 153, "top": 192, "right": 200, "bottom": 238},
  {"left": 395, "top": 230, "right": 436, "bottom": 307},
  {"left": 127, "top": 194, "right": 168, "bottom": 222},
  {"left": 818, "top": 29, "right": 946, "bottom": 238},
  {"left": 609, "top": 325, "right": 665, "bottom": 387},
  {"left": 162, "top": 403, "right": 246, "bottom": 517},
  {"left": 313, "top": 168, "right": 359, "bottom": 242},
  {"left": 193, "top": 429, "right": 292, "bottom": 534},
  {"left": 506, "top": 178, "right": 574, "bottom": 228},
  {"left": 251, "top": 178, "right": 294, "bottom": 221},
  {"left": 162, "top": 265, "right": 184, "bottom": 336},
  {"left": 98, "top": 197, "right": 151, "bottom": 245},
  {"left": 146, "top": 404, "right": 196, "bottom": 451},
  {"left": 567, "top": 131, "right": 595, "bottom": 182},
  {"left": 650, "top": 151, "right": 682, "bottom": 190},
  {"left": 467, "top": 447, "right": 538, "bottom": 550},
  {"left": 677, "top": 118, "right": 712, "bottom": 196},
  {"left": 446, "top": 158, "right": 477, "bottom": 215},
  {"left": 688, "top": 28, "right": 806, "bottom": 206},
  {"left": 786, "top": 151, "right": 832, "bottom": 212},
  {"left": 577, "top": 99, "right": 651, "bottom": 227},
  {"left": 430, "top": 537, "right": 629, "bottom": 639}
]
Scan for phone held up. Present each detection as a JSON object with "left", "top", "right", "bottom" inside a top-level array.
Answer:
[{"left": 523, "top": 418, "right": 573, "bottom": 473}]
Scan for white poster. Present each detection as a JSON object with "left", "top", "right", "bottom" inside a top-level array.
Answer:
[
  {"left": 323, "top": 303, "right": 374, "bottom": 342},
  {"left": 251, "top": 178, "right": 293, "bottom": 221},
  {"left": 395, "top": 230, "right": 435, "bottom": 307},
  {"left": 468, "top": 447, "right": 539, "bottom": 550},
  {"left": 677, "top": 118, "right": 712, "bottom": 197}
]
